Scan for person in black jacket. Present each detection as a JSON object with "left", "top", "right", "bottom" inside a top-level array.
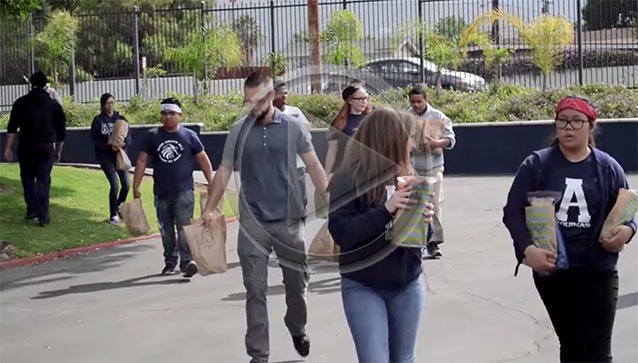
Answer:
[
  {"left": 503, "top": 96, "right": 636, "bottom": 363},
  {"left": 4, "top": 71, "right": 66, "bottom": 227},
  {"left": 328, "top": 107, "right": 434, "bottom": 363},
  {"left": 90, "top": 93, "right": 131, "bottom": 225}
]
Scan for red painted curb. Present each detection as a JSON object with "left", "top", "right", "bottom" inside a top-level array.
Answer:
[{"left": 0, "top": 217, "right": 238, "bottom": 271}]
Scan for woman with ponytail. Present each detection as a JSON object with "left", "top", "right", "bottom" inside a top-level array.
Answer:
[
  {"left": 324, "top": 84, "right": 372, "bottom": 176},
  {"left": 90, "top": 93, "right": 131, "bottom": 225}
]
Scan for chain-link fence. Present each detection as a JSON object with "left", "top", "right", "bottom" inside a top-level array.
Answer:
[{"left": 1, "top": 0, "right": 637, "bottom": 110}]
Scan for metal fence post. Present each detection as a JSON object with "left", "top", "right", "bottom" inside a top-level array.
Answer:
[
  {"left": 492, "top": 0, "right": 501, "bottom": 81},
  {"left": 29, "top": 14, "right": 35, "bottom": 76},
  {"left": 343, "top": 0, "right": 347, "bottom": 10},
  {"left": 576, "top": 0, "right": 584, "bottom": 86},
  {"left": 418, "top": 0, "right": 424, "bottom": 84},
  {"left": 201, "top": 1, "right": 208, "bottom": 83},
  {"left": 132, "top": 6, "right": 140, "bottom": 95},
  {"left": 270, "top": 0, "right": 276, "bottom": 53},
  {"left": 69, "top": 48, "right": 76, "bottom": 96}
]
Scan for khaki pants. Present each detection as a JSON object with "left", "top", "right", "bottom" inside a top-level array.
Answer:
[{"left": 416, "top": 166, "right": 444, "bottom": 244}]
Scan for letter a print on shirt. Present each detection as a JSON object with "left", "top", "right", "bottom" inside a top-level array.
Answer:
[{"left": 556, "top": 178, "right": 591, "bottom": 227}]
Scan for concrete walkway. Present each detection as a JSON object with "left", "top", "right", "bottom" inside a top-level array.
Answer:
[{"left": 1, "top": 175, "right": 637, "bottom": 363}]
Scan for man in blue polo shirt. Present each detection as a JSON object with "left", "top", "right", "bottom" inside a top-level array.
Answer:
[
  {"left": 132, "top": 97, "right": 214, "bottom": 278},
  {"left": 202, "top": 72, "right": 328, "bottom": 363}
]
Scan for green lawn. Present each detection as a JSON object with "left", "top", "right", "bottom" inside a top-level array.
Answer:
[{"left": 0, "top": 164, "right": 238, "bottom": 258}]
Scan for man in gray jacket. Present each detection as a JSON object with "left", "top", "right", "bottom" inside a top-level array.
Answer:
[{"left": 407, "top": 85, "right": 456, "bottom": 258}]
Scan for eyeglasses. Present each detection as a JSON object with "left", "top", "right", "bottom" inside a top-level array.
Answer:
[
  {"left": 160, "top": 111, "right": 178, "bottom": 116},
  {"left": 555, "top": 118, "right": 588, "bottom": 130},
  {"left": 351, "top": 97, "right": 368, "bottom": 101}
]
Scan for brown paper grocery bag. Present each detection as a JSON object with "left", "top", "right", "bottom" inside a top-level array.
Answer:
[
  {"left": 308, "top": 221, "right": 340, "bottom": 262},
  {"left": 199, "top": 190, "right": 210, "bottom": 217},
  {"left": 115, "top": 149, "right": 131, "bottom": 171},
  {"left": 600, "top": 189, "right": 638, "bottom": 242},
  {"left": 420, "top": 119, "right": 445, "bottom": 155},
  {"left": 184, "top": 215, "right": 227, "bottom": 275},
  {"left": 108, "top": 119, "right": 129, "bottom": 149},
  {"left": 119, "top": 198, "right": 151, "bottom": 236}
]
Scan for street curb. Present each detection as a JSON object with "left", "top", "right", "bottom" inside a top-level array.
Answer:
[{"left": 0, "top": 216, "right": 239, "bottom": 271}]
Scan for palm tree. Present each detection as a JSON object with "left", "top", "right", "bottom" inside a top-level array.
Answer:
[{"left": 499, "top": 10, "right": 574, "bottom": 91}]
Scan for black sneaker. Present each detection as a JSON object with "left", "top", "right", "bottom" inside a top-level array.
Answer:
[
  {"left": 427, "top": 242, "right": 442, "bottom": 258},
  {"left": 25, "top": 213, "right": 38, "bottom": 220},
  {"left": 38, "top": 217, "right": 50, "bottom": 227},
  {"left": 161, "top": 264, "right": 176, "bottom": 275},
  {"left": 292, "top": 334, "right": 310, "bottom": 357},
  {"left": 182, "top": 261, "right": 198, "bottom": 278}
]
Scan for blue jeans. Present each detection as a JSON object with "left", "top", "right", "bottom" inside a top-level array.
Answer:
[
  {"left": 154, "top": 190, "right": 194, "bottom": 270},
  {"left": 341, "top": 276, "right": 425, "bottom": 363},
  {"left": 96, "top": 151, "right": 129, "bottom": 218}
]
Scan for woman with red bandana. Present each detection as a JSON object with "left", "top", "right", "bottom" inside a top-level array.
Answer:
[{"left": 503, "top": 96, "right": 636, "bottom": 363}]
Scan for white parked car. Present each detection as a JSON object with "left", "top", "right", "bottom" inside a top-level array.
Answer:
[{"left": 365, "top": 57, "right": 487, "bottom": 91}]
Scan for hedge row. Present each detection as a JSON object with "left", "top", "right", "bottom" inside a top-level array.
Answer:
[
  {"left": 1, "top": 84, "right": 637, "bottom": 131},
  {"left": 460, "top": 50, "right": 638, "bottom": 80}
]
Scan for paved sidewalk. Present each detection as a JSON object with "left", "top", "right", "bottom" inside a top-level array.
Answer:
[{"left": 1, "top": 175, "right": 637, "bottom": 363}]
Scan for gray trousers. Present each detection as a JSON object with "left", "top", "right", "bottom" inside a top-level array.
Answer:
[{"left": 237, "top": 214, "right": 309, "bottom": 363}]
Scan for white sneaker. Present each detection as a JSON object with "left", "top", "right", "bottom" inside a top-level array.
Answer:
[{"left": 109, "top": 216, "right": 119, "bottom": 226}]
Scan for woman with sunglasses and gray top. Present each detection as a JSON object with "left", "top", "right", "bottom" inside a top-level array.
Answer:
[
  {"left": 324, "top": 85, "right": 372, "bottom": 176},
  {"left": 503, "top": 96, "right": 636, "bottom": 363}
]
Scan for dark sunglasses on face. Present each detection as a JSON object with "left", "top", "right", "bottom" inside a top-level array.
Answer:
[{"left": 161, "top": 111, "right": 179, "bottom": 116}]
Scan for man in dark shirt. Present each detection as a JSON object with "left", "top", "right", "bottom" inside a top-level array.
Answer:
[
  {"left": 132, "top": 97, "right": 214, "bottom": 278},
  {"left": 4, "top": 71, "right": 66, "bottom": 226}
]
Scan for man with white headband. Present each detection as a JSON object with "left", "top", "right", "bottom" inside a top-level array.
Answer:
[{"left": 132, "top": 97, "right": 214, "bottom": 278}]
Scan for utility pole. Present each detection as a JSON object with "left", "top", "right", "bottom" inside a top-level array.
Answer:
[{"left": 308, "top": 0, "right": 322, "bottom": 93}]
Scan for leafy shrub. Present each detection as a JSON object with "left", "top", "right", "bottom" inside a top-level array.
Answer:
[{"left": 1, "top": 84, "right": 636, "bottom": 131}]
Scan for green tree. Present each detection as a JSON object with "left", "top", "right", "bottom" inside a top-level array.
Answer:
[
  {"left": 32, "top": 10, "right": 78, "bottom": 85},
  {"left": 322, "top": 10, "right": 364, "bottom": 67},
  {"left": 582, "top": 0, "right": 638, "bottom": 30},
  {"left": 434, "top": 15, "right": 467, "bottom": 43},
  {"left": 0, "top": 0, "right": 41, "bottom": 19},
  {"left": 165, "top": 23, "right": 242, "bottom": 102},
  {"left": 424, "top": 31, "right": 462, "bottom": 96},
  {"left": 265, "top": 52, "right": 287, "bottom": 77},
  {"left": 460, "top": 10, "right": 512, "bottom": 86},
  {"left": 397, "top": 18, "right": 464, "bottom": 96},
  {"left": 231, "top": 15, "right": 262, "bottom": 66},
  {"left": 501, "top": 11, "right": 574, "bottom": 91}
]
